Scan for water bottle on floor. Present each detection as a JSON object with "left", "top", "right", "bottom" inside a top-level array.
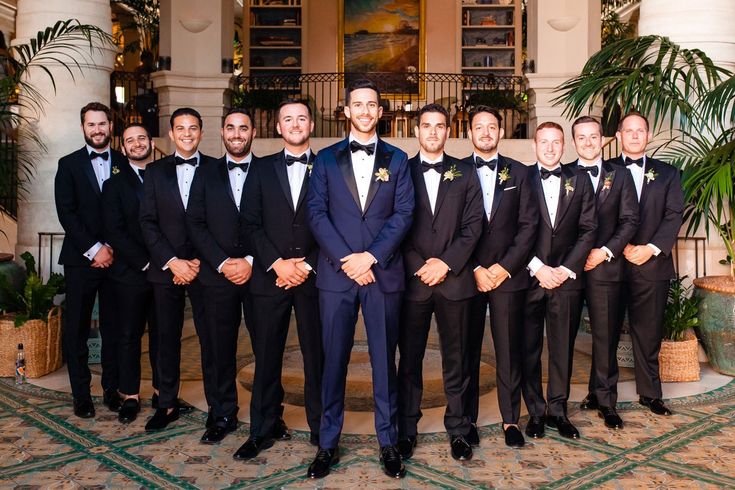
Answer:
[{"left": 15, "top": 343, "right": 25, "bottom": 385}]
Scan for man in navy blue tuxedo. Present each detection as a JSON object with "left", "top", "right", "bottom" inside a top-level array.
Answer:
[{"left": 306, "top": 79, "right": 414, "bottom": 479}]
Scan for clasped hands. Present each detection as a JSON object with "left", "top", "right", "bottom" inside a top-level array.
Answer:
[
  {"left": 274, "top": 257, "right": 310, "bottom": 289},
  {"left": 623, "top": 243, "right": 654, "bottom": 265},
  {"left": 91, "top": 245, "right": 114, "bottom": 268},
  {"left": 474, "top": 263, "right": 509, "bottom": 292},
  {"left": 340, "top": 252, "right": 376, "bottom": 286},
  {"left": 534, "top": 265, "right": 570, "bottom": 290},
  {"left": 169, "top": 258, "right": 201, "bottom": 285}
]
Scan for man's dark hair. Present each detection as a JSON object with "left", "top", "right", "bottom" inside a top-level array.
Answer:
[
  {"left": 571, "top": 116, "right": 602, "bottom": 138},
  {"left": 170, "top": 107, "right": 203, "bottom": 129},
  {"left": 468, "top": 105, "right": 503, "bottom": 127},
  {"left": 80, "top": 102, "right": 111, "bottom": 124},
  {"left": 222, "top": 107, "right": 254, "bottom": 127},
  {"left": 345, "top": 79, "right": 381, "bottom": 106},
  {"left": 534, "top": 121, "right": 564, "bottom": 139},
  {"left": 121, "top": 123, "right": 151, "bottom": 142},
  {"left": 417, "top": 103, "right": 450, "bottom": 126},
  {"left": 276, "top": 98, "right": 313, "bottom": 120},
  {"left": 617, "top": 110, "right": 649, "bottom": 132}
]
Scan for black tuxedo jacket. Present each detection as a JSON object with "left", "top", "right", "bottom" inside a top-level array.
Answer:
[
  {"left": 465, "top": 155, "right": 539, "bottom": 292},
  {"left": 186, "top": 156, "right": 255, "bottom": 287},
  {"left": 54, "top": 146, "right": 126, "bottom": 266},
  {"left": 242, "top": 150, "right": 318, "bottom": 297},
  {"left": 530, "top": 163, "right": 597, "bottom": 290},
  {"left": 403, "top": 154, "right": 484, "bottom": 301},
  {"left": 139, "top": 154, "right": 216, "bottom": 284},
  {"left": 571, "top": 159, "right": 639, "bottom": 282},
  {"left": 609, "top": 156, "right": 684, "bottom": 281},
  {"left": 101, "top": 162, "right": 149, "bottom": 285}
]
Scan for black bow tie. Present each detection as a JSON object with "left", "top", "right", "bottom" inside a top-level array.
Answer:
[
  {"left": 89, "top": 151, "right": 109, "bottom": 161},
  {"left": 227, "top": 160, "right": 249, "bottom": 172},
  {"left": 175, "top": 156, "right": 197, "bottom": 166},
  {"left": 421, "top": 160, "right": 443, "bottom": 173},
  {"left": 349, "top": 140, "right": 375, "bottom": 156},
  {"left": 285, "top": 153, "right": 308, "bottom": 166},
  {"left": 475, "top": 156, "right": 498, "bottom": 171},
  {"left": 540, "top": 166, "right": 562, "bottom": 180},
  {"left": 578, "top": 165, "right": 599, "bottom": 177},
  {"left": 625, "top": 156, "right": 644, "bottom": 167}
]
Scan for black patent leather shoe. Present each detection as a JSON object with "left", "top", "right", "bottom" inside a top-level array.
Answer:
[
  {"left": 145, "top": 407, "right": 180, "bottom": 432},
  {"left": 201, "top": 420, "right": 237, "bottom": 444},
  {"left": 396, "top": 436, "right": 417, "bottom": 460},
  {"left": 466, "top": 423, "right": 480, "bottom": 447},
  {"left": 103, "top": 389, "right": 122, "bottom": 412},
  {"left": 598, "top": 406, "right": 624, "bottom": 429},
  {"left": 639, "top": 396, "right": 672, "bottom": 416},
  {"left": 525, "top": 415, "right": 545, "bottom": 439},
  {"left": 151, "top": 393, "right": 194, "bottom": 414},
  {"left": 380, "top": 445, "right": 407, "bottom": 478},
  {"left": 73, "top": 397, "right": 95, "bottom": 419},
  {"left": 118, "top": 398, "right": 140, "bottom": 424},
  {"left": 307, "top": 447, "right": 339, "bottom": 479},
  {"left": 309, "top": 432, "right": 320, "bottom": 446},
  {"left": 450, "top": 435, "right": 473, "bottom": 461},
  {"left": 546, "top": 416, "right": 580, "bottom": 439},
  {"left": 272, "top": 417, "right": 292, "bottom": 441},
  {"left": 503, "top": 425, "right": 525, "bottom": 448},
  {"left": 233, "top": 436, "right": 274, "bottom": 460},
  {"left": 579, "top": 392, "right": 599, "bottom": 410}
]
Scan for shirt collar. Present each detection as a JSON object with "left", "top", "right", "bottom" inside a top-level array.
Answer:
[
  {"left": 226, "top": 152, "right": 252, "bottom": 165},
  {"left": 578, "top": 158, "right": 602, "bottom": 168},
  {"left": 621, "top": 152, "right": 646, "bottom": 166},
  {"left": 284, "top": 148, "right": 311, "bottom": 159},
  {"left": 537, "top": 162, "right": 561, "bottom": 173},
  {"left": 85, "top": 145, "right": 110, "bottom": 158},
  {"left": 473, "top": 151, "right": 499, "bottom": 163},
  {"left": 348, "top": 133, "right": 378, "bottom": 146},
  {"left": 419, "top": 152, "right": 443, "bottom": 164},
  {"left": 175, "top": 150, "right": 200, "bottom": 164}
]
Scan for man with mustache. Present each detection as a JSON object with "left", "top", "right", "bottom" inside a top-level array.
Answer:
[
  {"left": 55, "top": 102, "right": 126, "bottom": 418},
  {"left": 187, "top": 107, "right": 259, "bottom": 444},
  {"left": 102, "top": 124, "right": 159, "bottom": 423}
]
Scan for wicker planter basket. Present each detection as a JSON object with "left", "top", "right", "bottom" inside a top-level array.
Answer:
[
  {"left": 658, "top": 332, "right": 700, "bottom": 382},
  {"left": 0, "top": 306, "right": 62, "bottom": 378}
]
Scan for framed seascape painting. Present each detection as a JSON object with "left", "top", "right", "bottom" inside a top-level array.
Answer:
[{"left": 339, "top": 0, "right": 426, "bottom": 96}]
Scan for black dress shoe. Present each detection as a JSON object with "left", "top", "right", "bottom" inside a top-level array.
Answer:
[
  {"left": 503, "top": 425, "right": 525, "bottom": 448},
  {"left": 396, "top": 436, "right": 417, "bottom": 460},
  {"left": 233, "top": 436, "right": 274, "bottom": 460},
  {"left": 201, "top": 417, "right": 238, "bottom": 444},
  {"left": 307, "top": 447, "right": 339, "bottom": 478},
  {"left": 176, "top": 398, "right": 195, "bottom": 414},
  {"left": 118, "top": 398, "right": 140, "bottom": 424},
  {"left": 579, "top": 392, "right": 599, "bottom": 410},
  {"left": 380, "top": 445, "right": 406, "bottom": 478},
  {"left": 271, "top": 417, "right": 292, "bottom": 441},
  {"left": 598, "top": 406, "right": 624, "bottom": 429},
  {"left": 103, "top": 389, "right": 122, "bottom": 412},
  {"left": 309, "top": 432, "right": 320, "bottom": 446},
  {"left": 466, "top": 423, "right": 480, "bottom": 447},
  {"left": 73, "top": 397, "right": 95, "bottom": 419},
  {"left": 525, "top": 415, "right": 545, "bottom": 439},
  {"left": 450, "top": 435, "right": 473, "bottom": 461},
  {"left": 546, "top": 416, "right": 580, "bottom": 439},
  {"left": 639, "top": 397, "right": 672, "bottom": 416},
  {"left": 145, "top": 407, "right": 180, "bottom": 432}
]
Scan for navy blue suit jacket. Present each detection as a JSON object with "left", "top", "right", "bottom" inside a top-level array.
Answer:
[{"left": 306, "top": 138, "right": 414, "bottom": 293}]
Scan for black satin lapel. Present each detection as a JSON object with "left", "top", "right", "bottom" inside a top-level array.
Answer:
[
  {"left": 488, "top": 166, "right": 506, "bottom": 223},
  {"left": 597, "top": 162, "right": 612, "bottom": 206},
  {"left": 433, "top": 173, "right": 450, "bottom": 221},
  {"left": 164, "top": 159, "right": 185, "bottom": 212},
  {"left": 555, "top": 169, "right": 575, "bottom": 226},
  {"left": 411, "top": 162, "right": 433, "bottom": 216},
  {"left": 82, "top": 157, "right": 101, "bottom": 195},
  {"left": 124, "top": 164, "right": 144, "bottom": 200},
  {"left": 337, "top": 145, "right": 361, "bottom": 211},
  {"left": 274, "top": 152, "right": 295, "bottom": 213},
  {"left": 218, "top": 160, "right": 237, "bottom": 207},
  {"left": 364, "top": 143, "right": 391, "bottom": 214},
  {"left": 534, "top": 169, "right": 552, "bottom": 229},
  {"left": 640, "top": 158, "right": 652, "bottom": 207}
]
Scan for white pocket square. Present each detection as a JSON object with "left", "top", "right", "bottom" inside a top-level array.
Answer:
[{"left": 503, "top": 186, "right": 517, "bottom": 191}]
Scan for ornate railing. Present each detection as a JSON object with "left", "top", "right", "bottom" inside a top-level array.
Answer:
[{"left": 234, "top": 72, "right": 528, "bottom": 139}]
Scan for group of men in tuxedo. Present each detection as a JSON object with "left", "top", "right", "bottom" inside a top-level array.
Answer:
[{"left": 55, "top": 81, "right": 682, "bottom": 481}]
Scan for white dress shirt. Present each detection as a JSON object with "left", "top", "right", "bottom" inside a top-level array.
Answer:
[
  {"left": 624, "top": 153, "right": 661, "bottom": 256},
  {"left": 285, "top": 148, "right": 310, "bottom": 210},
  {"left": 349, "top": 134, "right": 378, "bottom": 211},
  {"left": 175, "top": 151, "right": 200, "bottom": 210},
  {"left": 83, "top": 145, "right": 111, "bottom": 261},
  {"left": 474, "top": 151, "right": 499, "bottom": 220},
  {"left": 420, "top": 153, "right": 442, "bottom": 214}
]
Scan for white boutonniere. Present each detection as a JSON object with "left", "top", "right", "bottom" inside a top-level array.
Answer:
[
  {"left": 443, "top": 164, "right": 463, "bottom": 182},
  {"left": 564, "top": 178, "right": 574, "bottom": 196},
  {"left": 111, "top": 166, "right": 120, "bottom": 175},
  {"left": 603, "top": 171, "right": 614, "bottom": 191},
  {"left": 374, "top": 167, "right": 390, "bottom": 182},
  {"left": 645, "top": 169, "right": 657, "bottom": 184},
  {"left": 307, "top": 163, "right": 313, "bottom": 176},
  {"left": 498, "top": 166, "right": 510, "bottom": 184}
]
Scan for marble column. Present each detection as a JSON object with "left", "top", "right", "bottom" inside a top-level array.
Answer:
[
  {"left": 14, "top": 0, "right": 114, "bottom": 273},
  {"left": 152, "top": 0, "right": 233, "bottom": 156},
  {"left": 524, "top": 0, "right": 601, "bottom": 136}
]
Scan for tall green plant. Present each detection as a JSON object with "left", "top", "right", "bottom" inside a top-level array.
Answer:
[
  {"left": 0, "top": 252, "right": 65, "bottom": 327},
  {"left": 663, "top": 276, "right": 700, "bottom": 341},
  {"left": 553, "top": 35, "right": 735, "bottom": 276}
]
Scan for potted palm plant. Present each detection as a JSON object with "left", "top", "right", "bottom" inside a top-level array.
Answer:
[
  {"left": 660, "top": 276, "right": 700, "bottom": 382},
  {"left": 553, "top": 34, "right": 735, "bottom": 376}
]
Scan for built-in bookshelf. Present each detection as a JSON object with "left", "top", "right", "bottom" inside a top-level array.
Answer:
[
  {"left": 245, "top": 0, "right": 303, "bottom": 76},
  {"left": 459, "top": 0, "right": 522, "bottom": 77}
]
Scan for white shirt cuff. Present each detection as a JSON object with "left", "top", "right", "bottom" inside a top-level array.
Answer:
[
  {"left": 142, "top": 262, "right": 149, "bottom": 272},
  {"left": 601, "top": 246, "right": 614, "bottom": 261},
  {"left": 528, "top": 256, "right": 544, "bottom": 276},
  {"left": 560, "top": 265, "right": 576, "bottom": 280},
  {"left": 217, "top": 258, "right": 229, "bottom": 273},
  {"left": 647, "top": 243, "right": 661, "bottom": 256},
  {"left": 84, "top": 242, "right": 103, "bottom": 260},
  {"left": 267, "top": 258, "right": 280, "bottom": 272},
  {"left": 304, "top": 262, "right": 313, "bottom": 271},
  {"left": 163, "top": 256, "right": 177, "bottom": 271},
  {"left": 245, "top": 255, "right": 253, "bottom": 266}
]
